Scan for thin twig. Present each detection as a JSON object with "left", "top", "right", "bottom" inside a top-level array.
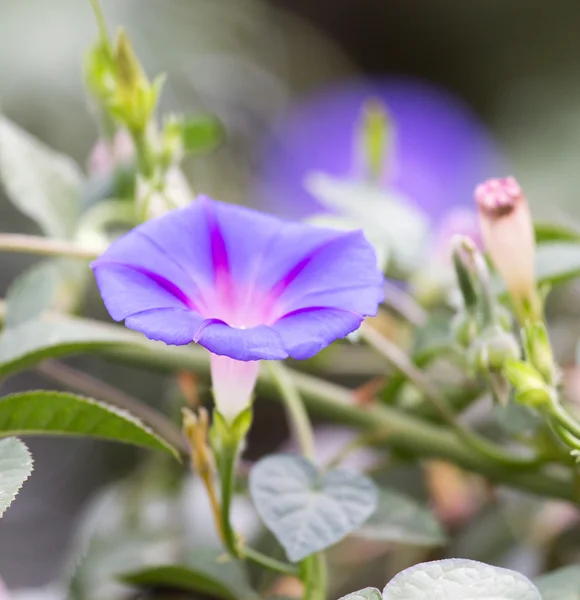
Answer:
[
  {"left": 0, "top": 234, "right": 99, "bottom": 260},
  {"left": 382, "top": 280, "right": 427, "bottom": 326},
  {"left": 36, "top": 359, "right": 188, "bottom": 454}
]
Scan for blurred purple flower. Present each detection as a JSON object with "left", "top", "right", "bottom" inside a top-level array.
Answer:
[
  {"left": 255, "top": 77, "right": 506, "bottom": 222},
  {"left": 92, "top": 196, "right": 383, "bottom": 418}
]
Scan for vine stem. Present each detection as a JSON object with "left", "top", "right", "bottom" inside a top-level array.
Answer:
[
  {"left": 359, "top": 319, "right": 542, "bottom": 470},
  {"left": 0, "top": 234, "right": 99, "bottom": 260},
  {"left": 0, "top": 305, "right": 573, "bottom": 502},
  {"left": 267, "top": 361, "right": 316, "bottom": 460}
]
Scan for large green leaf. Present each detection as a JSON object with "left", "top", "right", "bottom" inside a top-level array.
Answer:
[
  {"left": 4, "top": 261, "right": 59, "bottom": 328},
  {"left": 0, "top": 391, "right": 178, "bottom": 457},
  {"left": 383, "top": 559, "right": 541, "bottom": 599},
  {"left": 0, "top": 437, "right": 33, "bottom": 517},
  {"left": 534, "top": 221, "right": 580, "bottom": 244},
  {"left": 0, "top": 315, "right": 206, "bottom": 379},
  {"left": 249, "top": 454, "right": 377, "bottom": 562},
  {"left": 354, "top": 487, "right": 445, "bottom": 547},
  {"left": 121, "top": 550, "right": 257, "bottom": 600},
  {"left": 0, "top": 115, "right": 82, "bottom": 239},
  {"left": 535, "top": 565, "right": 580, "bottom": 600}
]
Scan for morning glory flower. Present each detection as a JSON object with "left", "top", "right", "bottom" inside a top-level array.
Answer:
[
  {"left": 255, "top": 77, "right": 506, "bottom": 274},
  {"left": 92, "top": 196, "right": 383, "bottom": 420}
]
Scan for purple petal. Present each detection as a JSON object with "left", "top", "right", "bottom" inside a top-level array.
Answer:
[
  {"left": 92, "top": 262, "right": 194, "bottom": 321},
  {"left": 194, "top": 320, "right": 288, "bottom": 361},
  {"left": 126, "top": 308, "right": 205, "bottom": 345},
  {"left": 254, "top": 77, "right": 507, "bottom": 221},
  {"left": 271, "top": 307, "right": 364, "bottom": 360}
]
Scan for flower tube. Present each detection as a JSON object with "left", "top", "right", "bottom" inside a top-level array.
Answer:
[{"left": 92, "top": 197, "right": 383, "bottom": 421}]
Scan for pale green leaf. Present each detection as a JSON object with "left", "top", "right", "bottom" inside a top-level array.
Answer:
[
  {"left": 339, "top": 588, "right": 382, "bottom": 600},
  {"left": 535, "top": 243, "right": 580, "bottom": 286},
  {"left": 0, "top": 115, "right": 82, "bottom": 238},
  {"left": 383, "top": 559, "right": 541, "bottom": 599},
  {"left": 180, "top": 115, "right": 224, "bottom": 155},
  {"left": 534, "top": 221, "right": 580, "bottom": 244},
  {"left": 535, "top": 565, "right": 580, "bottom": 600},
  {"left": 249, "top": 454, "right": 377, "bottom": 562},
  {"left": 305, "top": 172, "right": 429, "bottom": 274},
  {"left": 355, "top": 487, "right": 446, "bottom": 547},
  {"left": 4, "top": 261, "right": 59, "bottom": 328},
  {"left": 0, "top": 391, "right": 178, "bottom": 458},
  {"left": 0, "top": 437, "right": 33, "bottom": 517},
  {"left": 0, "top": 314, "right": 207, "bottom": 379}
]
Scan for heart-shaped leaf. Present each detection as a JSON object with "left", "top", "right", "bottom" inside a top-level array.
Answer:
[
  {"left": 0, "top": 391, "right": 178, "bottom": 458},
  {"left": 383, "top": 559, "right": 541, "bottom": 599},
  {"left": 339, "top": 588, "right": 382, "bottom": 600},
  {"left": 355, "top": 487, "right": 445, "bottom": 547},
  {"left": 0, "top": 115, "right": 82, "bottom": 239},
  {"left": 0, "top": 437, "right": 33, "bottom": 517},
  {"left": 535, "top": 565, "right": 580, "bottom": 600},
  {"left": 249, "top": 454, "right": 377, "bottom": 562}
]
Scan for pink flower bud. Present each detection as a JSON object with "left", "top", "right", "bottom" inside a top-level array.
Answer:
[
  {"left": 87, "top": 129, "right": 134, "bottom": 179},
  {"left": 475, "top": 177, "right": 538, "bottom": 315}
]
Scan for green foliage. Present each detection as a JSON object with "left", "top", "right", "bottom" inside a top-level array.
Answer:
[
  {"left": 121, "top": 550, "right": 258, "bottom": 600},
  {"left": 534, "top": 565, "right": 580, "bottom": 600},
  {"left": 0, "top": 115, "right": 82, "bottom": 239},
  {"left": 249, "top": 454, "right": 377, "bottom": 562},
  {"left": 383, "top": 559, "right": 541, "bottom": 599},
  {"left": 354, "top": 487, "right": 446, "bottom": 546},
  {"left": 536, "top": 243, "right": 580, "bottom": 286},
  {"left": 0, "top": 437, "right": 33, "bottom": 517},
  {"left": 179, "top": 114, "right": 225, "bottom": 155},
  {"left": 0, "top": 391, "right": 179, "bottom": 457}
]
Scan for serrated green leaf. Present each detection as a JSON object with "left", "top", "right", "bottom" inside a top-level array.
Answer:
[
  {"left": 121, "top": 550, "right": 257, "bottom": 600},
  {"left": 249, "top": 454, "right": 377, "bottom": 562},
  {"left": 0, "top": 115, "right": 82, "bottom": 239},
  {"left": 383, "top": 559, "right": 541, "bottom": 599},
  {"left": 180, "top": 115, "right": 224, "bottom": 155},
  {"left": 339, "top": 588, "right": 382, "bottom": 600},
  {"left": 0, "top": 391, "right": 178, "bottom": 458},
  {"left": 355, "top": 487, "right": 445, "bottom": 547},
  {"left": 535, "top": 565, "right": 580, "bottom": 600},
  {"left": 0, "top": 437, "right": 33, "bottom": 517}
]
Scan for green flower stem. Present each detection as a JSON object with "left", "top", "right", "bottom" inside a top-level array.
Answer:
[
  {"left": 0, "top": 234, "right": 99, "bottom": 259},
  {"left": 268, "top": 361, "right": 315, "bottom": 460},
  {"left": 549, "top": 398, "right": 580, "bottom": 441},
  {"left": 216, "top": 436, "right": 240, "bottom": 557},
  {"left": 242, "top": 547, "right": 298, "bottom": 577},
  {"left": 132, "top": 128, "right": 156, "bottom": 180},
  {"left": 0, "top": 306, "right": 573, "bottom": 502},
  {"left": 302, "top": 553, "right": 328, "bottom": 600},
  {"left": 359, "top": 321, "right": 542, "bottom": 470}
]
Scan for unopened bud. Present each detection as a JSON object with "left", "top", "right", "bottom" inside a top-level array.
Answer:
[
  {"left": 452, "top": 311, "right": 478, "bottom": 347},
  {"left": 503, "top": 360, "right": 552, "bottom": 407},
  {"left": 468, "top": 326, "right": 520, "bottom": 372},
  {"left": 522, "top": 322, "right": 557, "bottom": 385},
  {"left": 475, "top": 177, "right": 539, "bottom": 321}
]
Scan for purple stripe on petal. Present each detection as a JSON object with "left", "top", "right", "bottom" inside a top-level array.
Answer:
[
  {"left": 200, "top": 197, "right": 231, "bottom": 291},
  {"left": 93, "top": 260, "right": 197, "bottom": 311}
]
